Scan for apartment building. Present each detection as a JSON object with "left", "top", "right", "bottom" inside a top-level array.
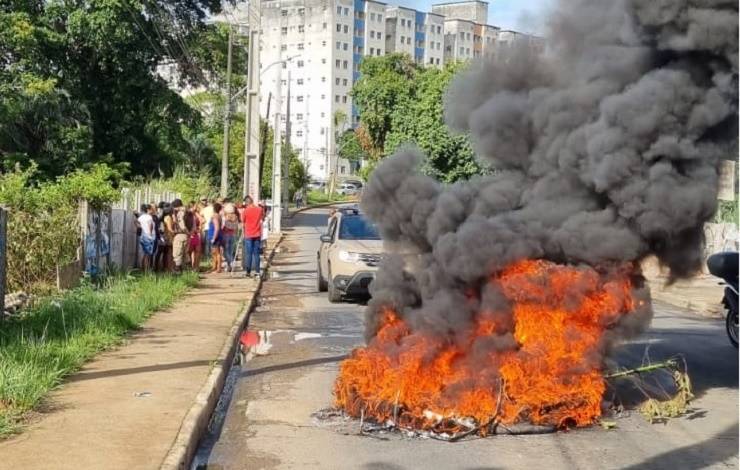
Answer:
[{"left": 219, "top": 0, "right": 543, "bottom": 180}]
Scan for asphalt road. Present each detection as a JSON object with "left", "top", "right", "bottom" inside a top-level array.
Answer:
[{"left": 193, "top": 208, "right": 739, "bottom": 470}]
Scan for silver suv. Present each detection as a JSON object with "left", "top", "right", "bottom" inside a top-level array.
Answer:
[{"left": 317, "top": 208, "right": 382, "bottom": 302}]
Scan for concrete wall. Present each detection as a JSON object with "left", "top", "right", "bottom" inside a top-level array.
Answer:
[{"left": 431, "top": 0, "right": 488, "bottom": 24}]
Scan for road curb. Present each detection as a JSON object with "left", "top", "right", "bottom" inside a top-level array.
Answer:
[{"left": 159, "top": 233, "right": 285, "bottom": 470}]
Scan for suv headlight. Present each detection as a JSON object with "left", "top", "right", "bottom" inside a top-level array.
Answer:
[{"left": 338, "top": 250, "right": 360, "bottom": 263}]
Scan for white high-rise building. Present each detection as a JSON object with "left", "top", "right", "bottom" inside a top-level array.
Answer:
[{"left": 223, "top": 0, "right": 543, "bottom": 181}]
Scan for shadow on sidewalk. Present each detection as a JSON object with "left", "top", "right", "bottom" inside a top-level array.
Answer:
[{"left": 67, "top": 359, "right": 214, "bottom": 383}]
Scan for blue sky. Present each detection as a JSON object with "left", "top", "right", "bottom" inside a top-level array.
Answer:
[{"left": 403, "top": 0, "right": 554, "bottom": 35}]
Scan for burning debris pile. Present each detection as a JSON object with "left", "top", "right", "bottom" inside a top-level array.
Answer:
[{"left": 332, "top": 0, "right": 738, "bottom": 437}]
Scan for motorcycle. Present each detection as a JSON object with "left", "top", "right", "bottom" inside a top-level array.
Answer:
[{"left": 707, "top": 252, "right": 739, "bottom": 348}]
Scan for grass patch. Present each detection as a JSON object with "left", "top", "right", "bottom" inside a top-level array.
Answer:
[
  {"left": 0, "top": 272, "right": 198, "bottom": 437},
  {"left": 306, "top": 190, "right": 350, "bottom": 205}
]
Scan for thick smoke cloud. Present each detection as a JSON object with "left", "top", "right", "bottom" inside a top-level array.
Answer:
[{"left": 362, "top": 0, "right": 737, "bottom": 342}]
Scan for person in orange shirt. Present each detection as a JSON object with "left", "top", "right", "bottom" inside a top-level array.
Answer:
[{"left": 241, "top": 196, "right": 264, "bottom": 278}]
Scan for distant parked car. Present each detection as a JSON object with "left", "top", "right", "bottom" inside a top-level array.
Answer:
[
  {"left": 337, "top": 183, "right": 359, "bottom": 196},
  {"left": 308, "top": 181, "right": 326, "bottom": 191}
]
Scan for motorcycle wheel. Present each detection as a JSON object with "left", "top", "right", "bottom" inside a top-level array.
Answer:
[{"left": 726, "top": 307, "right": 738, "bottom": 348}]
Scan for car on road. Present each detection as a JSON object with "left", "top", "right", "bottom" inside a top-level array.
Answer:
[
  {"left": 336, "top": 183, "right": 359, "bottom": 196},
  {"left": 308, "top": 181, "right": 326, "bottom": 191},
  {"left": 317, "top": 208, "right": 382, "bottom": 302}
]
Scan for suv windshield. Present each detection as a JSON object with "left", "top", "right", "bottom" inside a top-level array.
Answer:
[{"left": 338, "top": 216, "right": 380, "bottom": 240}]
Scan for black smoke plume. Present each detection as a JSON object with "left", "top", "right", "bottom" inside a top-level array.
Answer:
[{"left": 361, "top": 0, "right": 737, "bottom": 342}]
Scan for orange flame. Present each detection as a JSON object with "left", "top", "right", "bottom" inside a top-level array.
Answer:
[{"left": 334, "top": 259, "right": 636, "bottom": 431}]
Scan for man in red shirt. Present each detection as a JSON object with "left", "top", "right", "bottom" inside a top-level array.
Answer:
[{"left": 241, "top": 196, "right": 264, "bottom": 278}]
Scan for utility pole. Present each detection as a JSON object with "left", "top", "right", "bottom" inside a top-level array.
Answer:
[
  {"left": 271, "top": 52, "right": 283, "bottom": 234},
  {"left": 220, "top": 26, "right": 234, "bottom": 197},
  {"left": 258, "top": 92, "right": 271, "bottom": 195},
  {"left": 283, "top": 70, "right": 291, "bottom": 218},
  {"left": 242, "top": 0, "right": 261, "bottom": 201}
]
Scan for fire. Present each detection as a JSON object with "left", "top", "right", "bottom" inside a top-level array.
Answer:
[{"left": 334, "top": 259, "right": 636, "bottom": 432}]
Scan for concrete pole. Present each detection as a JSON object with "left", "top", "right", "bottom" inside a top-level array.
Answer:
[
  {"left": 283, "top": 70, "right": 291, "bottom": 218},
  {"left": 243, "top": 0, "right": 261, "bottom": 201},
  {"left": 220, "top": 26, "right": 234, "bottom": 197},
  {"left": 272, "top": 55, "right": 283, "bottom": 234}
]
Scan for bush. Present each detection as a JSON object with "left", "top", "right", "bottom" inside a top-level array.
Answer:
[{"left": 0, "top": 164, "right": 120, "bottom": 292}]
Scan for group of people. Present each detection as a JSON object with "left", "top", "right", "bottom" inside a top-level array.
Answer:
[{"left": 135, "top": 196, "right": 269, "bottom": 278}]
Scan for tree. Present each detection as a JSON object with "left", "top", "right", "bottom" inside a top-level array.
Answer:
[
  {"left": 351, "top": 54, "right": 417, "bottom": 159},
  {"left": 351, "top": 55, "right": 482, "bottom": 182},
  {"left": 260, "top": 122, "right": 308, "bottom": 199},
  {"left": 385, "top": 63, "right": 482, "bottom": 182},
  {"left": 0, "top": 1, "right": 224, "bottom": 181},
  {"left": 337, "top": 129, "right": 369, "bottom": 162}
]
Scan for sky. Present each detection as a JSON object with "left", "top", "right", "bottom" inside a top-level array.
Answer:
[{"left": 403, "top": 0, "right": 555, "bottom": 35}]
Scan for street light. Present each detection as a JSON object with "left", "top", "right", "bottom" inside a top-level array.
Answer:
[{"left": 231, "top": 55, "right": 301, "bottom": 102}]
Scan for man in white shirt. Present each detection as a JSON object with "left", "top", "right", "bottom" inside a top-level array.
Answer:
[{"left": 137, "top": 204, "right": 155, "bottom": 271}]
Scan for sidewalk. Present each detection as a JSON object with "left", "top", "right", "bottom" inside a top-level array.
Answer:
[
  {"left": 0, "top": 237, "right": 281, "bottom": 470},
  {"left": 643, "top": 259, "right": 725, "bottom": 318}
]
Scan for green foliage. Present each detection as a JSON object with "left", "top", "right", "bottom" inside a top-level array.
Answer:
[
  {"left": 352, "top": 54, "right": 417, "bottom": 158},
  {"left": 0, "top": 271, "right": 198, "bottom": 436},
  {"left": 0, "top": 1, "right": 222, "bottom": 181},
  {"left": 307, "top": 190, "right": 349, "bottom": 205},
  {"left": 337, "top": 129, "right": 368, "bottom": 162},
  {"left": 124, "top": 167, "right": 217, "bottom": 205},
  {"left": 715, "top": 199, "right": 739, "bottom": 225},
  {"left": 0, "top": 164, "right": 120, "bottom": 292},
  {"left": 352, "top": 56, "right": 482, "bottom": 182},
  {"left": 260, "top": 122, "right": 309, "bottom": 199}
]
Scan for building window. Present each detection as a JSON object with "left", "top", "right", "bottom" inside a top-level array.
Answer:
[
  {"left": 320, "top": 127, "right": 325, "bottom": 135},
  {"left": 343, "top": 43, "right": 348, "bottom": 51},
  {"left": 297, "top": 43, "right": 304, "bottom": 50},
  {"left": 369, "top": 47, "right": 374, "bottom": 55},
  {"left": 335, "top": 59, "right": 341, "bottom": 67},
  {"left": 342, "top": 95, "right": 347, "bottom": 103},
  {"left": 336, "top": 24, "right": 341, "bottom": 32},
  {"left": 401, "top": 19, "right": 406, "bottom": 27},
  {"left": 436, "top": 58, "right": 440, "bottom": 64},
  {"left": 321, "top": 76, "right": 326, "bottom": 82},
  {"left": 297, "top": 60, "right": 304, "bottom": 67},
  {"left": 376, "top": 48, "right": 381, "bottom": 56},
  {"left": 298, "top": 7, "right": 304, "bottom": 15},
  {"left": 297, "top": 78, "right": 304, "bottom": 85},
  {"left": 336, "top": 5, "right": 342, "bottom": 14},
  {"left": 322, "top": 40, "right": 327, "bottom": 47},
  {"left": 400, "top": 35, "right": 404, "bottom": 43},
  {"left": 298, "top": 25, "right": 304, "bottom": 33},
  {"left": 342, "top": 78, "right": 348, "bottom": 86},
  {"left": 321, "top": 94, "right": 325, "bottom": 99},
  {"left": 281, "top": 27, "right": 288, "bottom": 35},
  {"left": 282, "top": 61, "right": 287, "bottom": 68},
  {"left": 297, "top": 95, "right": 304, "bottom": 102},
  {"left": 437, "top": 42, "right": 441, "bottom": 50},
  {"left": 429, "top": 57, "right": 433, "bottom": 64},
  {"left": 370, "top": 31, "right": 374, "bottom": 38},
  {"left": 281, "top": 80, "right": 287, "bottom": 85},
  {"left": 321, "top": 113, "right": 325, "bottom": 118},
  {"left": 341, "top": 166, "right": 346, "bottom": 174},
  {"left": 407, "top": 37, "right": 411, "bottom": 45},
  {"left": 335, "top": 77, "right": 340, "bottom": 85},
  {"left": 370, "top": 12, "right": 375, "bottom": 21},
  {"left": 467, "top": 33, "right": 471, "bottom": 40},
  {"left": 343, "top": 25, "right": 348, "bottom": 33},
  {"left": 437, "top": 25, "right": 441, "bottom": 34},
  {"left": 342, "top": 60, "right": 348, "bottom": 69},
  {"left": 281, "top": 9, "right": 287, "bottom": 16},
  {"left": 322, "top": 58, "right": 327, "bottom": 64},
  {"left": 320, "top": 164, "right": 324, "bottom": 171},
  {"left": 297, "top": 130, "right": 303, "bottom": 137},
  {"left": 323, "top": 22, "right": 327, "bottom": 30},
  {"left": 378, "top": 14, "right": 383, "bottom": 21},
  {"left": 459, "top": 46, "right": 464, "bottom": 54},
  {"left": 336, "top": 41, "right": 341, "bottom": 49},
  {"left": 466, "top": 48, "right": 470, "bottom": 55},
  {"left": 281, "top": 44, "right": 287, "bottom": 51},
  {"left": 335, "top": 95, "right": 340, "bottom": 102},
  {"left": 343, "top": 7, "right": 349, "bottom": 15}
]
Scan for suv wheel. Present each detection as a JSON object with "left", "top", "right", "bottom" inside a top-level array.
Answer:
[
  {"left": 317, "top": 255, "right": 328, "bottom": 292},
  {"left": 327, "top": 266, "right": 342, "bottom": 303}
]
